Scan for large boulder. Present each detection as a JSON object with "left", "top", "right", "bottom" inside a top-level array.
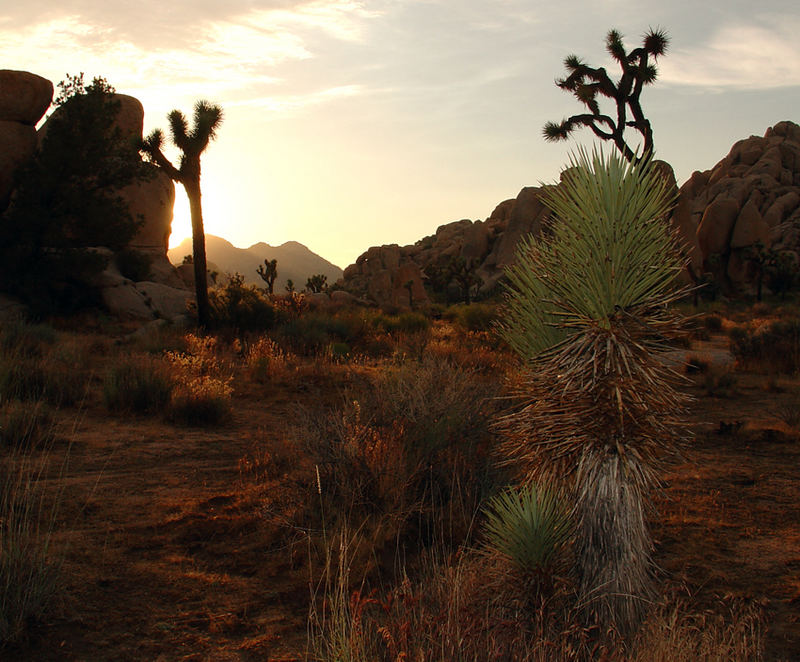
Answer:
[
  {"left": 125, "top": 167, "right": 176, "bottom": 252},
  {"left": 673, "top": 120, "right": 800, "bottom": 294},
  {"left": 0, "top": 120, "right": 37, "bottom": 210},
  {"left": 0, "top": 70, "right": 53, "bottom": 126},
  {"left": 0, "top": 71, "right": 53, "bottom": 211}
]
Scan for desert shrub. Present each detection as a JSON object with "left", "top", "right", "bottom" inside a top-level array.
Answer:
[
  {"left": 102, "top": 356, "right": 174, "bottom": 415},
  {"left": 0, "top": 322, "right": 57, "bottom": 358},
  {"left": 445, "top": 302, "right": 498, "bottom": 332},
  {"left": 275, "top": 311, "right": 372, "bottom": 356},
  {"left": 0, "top": 443, "right": 62, "bottom": 644},
  {"left": 209, "top": 274, "right": 275, "bottom": 332},
  {"left": 114, "top": 247, "right": 152, "bottom": 281},
  {"left": 0, "top": 355, "right": 86, "bottom": 407},
  {"left": 703, "top": 366, "right": 738, "bottom": 398},
  {"left": 0, "top": 400, "right": 54, "bottom": 449},
  {"left": 242, "top": 336, "right": 290, "bottom": 383},
  {"left": 704, "top": 313, "right": 723, "bottom": 332},
  {"left": 166, "top": 375, "right": 233, "bottom": 426},
  {"left": 309, "top": 546, "right": 591, "bottom": 662},
  {"left": 376, "top": 312, "right": 431, "bottom": 335},
  {"left": 296, "top": 356, "right": 500, "bottom": 546},
  {"left": 165, "top": 334, "right": 233, "bottom": 426},
  {"left": 130, "top": 324, "right": 189, "bottom": 355},
  {"left": 729, "top": 319, "right": 800, "bottom": 373}
]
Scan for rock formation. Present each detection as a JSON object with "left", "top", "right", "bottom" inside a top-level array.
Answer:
[
  {"left": 0, "top": 71, "right": 188, "bottom": 320},
  {"left": 341, "top": 122, "right": 800, "bottom": 306},
  {"left": 673, "top": 121, "right": 800, "bottom": 292},
  {"left": 0, "top": 70, "right": 53, "bottom": 211}
]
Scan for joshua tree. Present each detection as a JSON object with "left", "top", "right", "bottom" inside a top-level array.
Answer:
[
  {"left": 142, "top": 101, "right": 223, "bottom": 327},
  {"left": 543, "top": 28, "right": 669, "bottom": 163},
  {"left": 257, "top": 258, "right": 278, "bottom": 294},
  {"left": 306, "top": 274, "right": 328, "bottom": 294},
  {"left": 498, "top": 148, "right": 689, "bottom": 639}
]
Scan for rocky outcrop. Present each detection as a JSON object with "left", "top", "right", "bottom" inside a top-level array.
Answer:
[
  {"left": 0, "top": 70, "right": 53, "bottom": 211},
  {"left": 342, "top": 124, "right": 800, "bottom": 306},
  {"left": 342, "top": 245, "right": 430, "bottom": 309},
  {"left": 674, "top": 120, "right": 800, "bottom": 292},
  {"left": 0, "top": 72, "right": 188, "bottom": 321}
]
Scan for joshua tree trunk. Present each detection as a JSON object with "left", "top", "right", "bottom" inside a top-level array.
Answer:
[
  {"left": 141, "top": 100, "right": 223, "bottom": 329},
  {"left": 185, "top": 178, "right": 211, "bottom": 327}
]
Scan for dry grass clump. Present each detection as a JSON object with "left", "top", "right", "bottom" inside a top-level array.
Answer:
[
  {"left": 309, "top": 541, "right": 766, "bottom": 662},
  {"left": 239, "top": 336, "right": 292, "bottom": 383},
  {"left": 164, "top": 333, "right": 233, "bottom": 426},
  {"left": 0, "top": 400, "right": 54, "bottom": 448},
  {"left": 285, "top": 355, "right": 500, "bottom": 567},
  {"left": 729, "top": 319, "right": 800, "bottom": 374},
  {"left": 0, "top": 435, "right": 62, "bottom": 645},
  {"left": 102, "top": 354, "right": 174, "bottom": 415},
  {"left": 632, "top": 595, "right": 765, "bottom": 661},
  {"left": 0, "top": 347, "right": 88, "bottom": 408}
]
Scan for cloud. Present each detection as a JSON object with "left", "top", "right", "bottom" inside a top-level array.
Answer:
[
  {"left": 659, "top": 17, "right": 800, "bottom": 89},
  {"left": 0, "top": 1, "right": 379, "bottom": 116},
  {"left": 228, "top": 83, "right": 363, "bottom": 114}
]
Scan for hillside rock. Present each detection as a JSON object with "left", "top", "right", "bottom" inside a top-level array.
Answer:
[
  {"left": 341, "top": 124, "right": 800, "bottom": 306},
  {"left": 674, "top": 120, "right": 800, "bottom": 293},
  {"left": 0, "top": 71, "right": 53, "bottom": 211},
  {"left": 0, "top": 70, "right": 53, "bottom": 126},
  {"left": 0, "top": 120, "right": 37, "bottom": 211},
  {"left": 125, "top": 167, "right": 176, "bottom": 252}
]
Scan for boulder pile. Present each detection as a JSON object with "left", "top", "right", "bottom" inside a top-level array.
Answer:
[
  {"left": 0, "top": 70, "right": 190, "bottom": 321},
  {"left": 0, "top": 70, "right": 53, "bottom": 211},
  {"left": 675, "top": 121, "right": 800, "bottom": 290},
  {"left": 341, "top": 122, "right": 800, "bottom": 307}
]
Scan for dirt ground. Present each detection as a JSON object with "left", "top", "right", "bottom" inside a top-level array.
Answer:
[{"left": 8, "top": 337, "right": 800, "bottom": 661}]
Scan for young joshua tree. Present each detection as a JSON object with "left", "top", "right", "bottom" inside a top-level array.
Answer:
[
  {"left": 257, "top": 258, "right": 278, "bottom": 295},
  {"left": 498, "top": 148, "right": 689, "bottom": 639},
  {"left": 142, "top": 101, "right": 223, "bottom": 327},
  {"left": 543, "top": 28, "right": 669, "bottom": 163}
]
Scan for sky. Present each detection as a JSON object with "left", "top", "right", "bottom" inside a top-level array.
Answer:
[{"left": 3, "top": 1, "right": 799, "bottom": 269}]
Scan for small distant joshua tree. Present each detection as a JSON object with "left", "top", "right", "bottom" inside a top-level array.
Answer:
[
  {"left": 142, "top": 101, "right": 223, "bottom": 327},
  {"left": 543, "top": 28, "right": 669, "bottom": 163},
  {"left": 306, "top": 274, "right": 328, "bottom": 294},
  {"left": 257, "top": 258, "right": 278, "bottom": 294}
]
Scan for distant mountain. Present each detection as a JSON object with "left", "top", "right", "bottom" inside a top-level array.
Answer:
[{"left": 168, "top": 236, "right": 342, "bottom": 292}]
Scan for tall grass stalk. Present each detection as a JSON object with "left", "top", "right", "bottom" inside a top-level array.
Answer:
[{"left": 0, "top": 429, "right": 64, "bottom": 645}]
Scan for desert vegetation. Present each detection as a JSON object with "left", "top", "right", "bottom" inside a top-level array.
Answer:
[{"left": 2, "top": 235, "right": 799, "bottom": 659}]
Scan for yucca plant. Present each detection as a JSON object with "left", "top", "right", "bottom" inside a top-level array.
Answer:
[
  {"left": 497, "top": 148, "right": 689, "bottom": 639},
  {"left": 483, "top": 483, "right": 572, "bottom": 602}
]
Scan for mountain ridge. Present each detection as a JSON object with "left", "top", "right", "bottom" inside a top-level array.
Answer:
[{"left": 168, "top": 235, "right": 343, "bottom": 292}]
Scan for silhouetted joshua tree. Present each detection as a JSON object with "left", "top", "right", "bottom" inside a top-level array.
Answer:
[
  {"left": 142, "top": 101, "right": 223, "bottom": 327},
  {"left": 306, "top": 274, "right": 328, "bottom": 294},
  {"left": 257, "top": 258, "right": 278, "bottom": 295},
  {"left": 543, "top": 28, "right": 669, "bottom": 163}
]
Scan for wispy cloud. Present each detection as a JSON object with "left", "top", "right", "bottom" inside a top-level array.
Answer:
[
  {"left": 659, "top": 17, "right": 800, "bottom": 89},
  {"left": 228, "top": 83, "right": 363, "bottom": 113},
  {"left": 0, "top": 1, "right": 379, "bottom": 116}
]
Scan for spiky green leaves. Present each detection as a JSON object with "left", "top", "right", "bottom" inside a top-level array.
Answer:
[
  {"left": 643, "top": 27, "right": 669, "bottom": 57},
  {"left": 606, "top": 29, "right": 626, "bottom": 62},
  {"left": 483, "top": 483, "right": 572, "bottom": 575},
  {"left": 542, "top": 120, "right": 573, "bottom": 142},
  {"left": 499, "top": 148, "right": 683, "bottom": 361}
]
